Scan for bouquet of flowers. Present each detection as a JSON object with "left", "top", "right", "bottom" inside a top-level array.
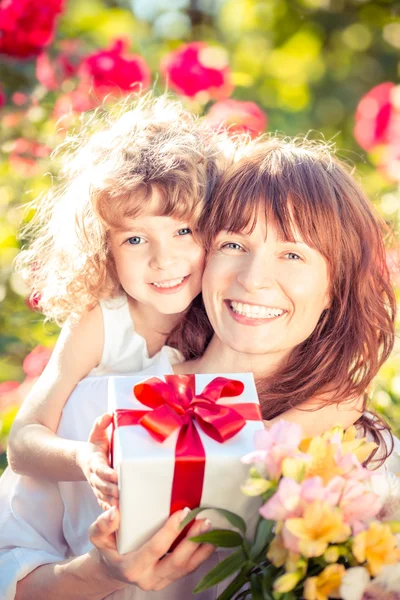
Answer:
[{"left": 181, "top": 421, "right": 400, "bottom": 600}]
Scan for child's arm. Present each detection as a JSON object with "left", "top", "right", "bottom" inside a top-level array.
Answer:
[
  {"left": 7, "top": 306, "right": 115, "bottom": 497},
  {"left": 265, "top": 395, "right": 364, "bottom": 436}
]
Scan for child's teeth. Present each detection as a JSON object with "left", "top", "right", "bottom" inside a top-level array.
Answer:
[
  {"left": 153, "top": 277, "right": 185, "bottom": 288},
  {"left": 229, "top": 301, "right": 284, "bottom": 319}
]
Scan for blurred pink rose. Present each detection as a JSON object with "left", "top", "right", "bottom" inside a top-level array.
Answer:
[
  {"left": 22, "top": 345, "right": 52, "bottom": 378},
  {"left": 354, "top": 83, "right": 395, "bottom": 152},
  {"left": 204, "top": 99, "right": 267, "bottom": 137},
  {"left": 77, "top": 39, "right": 151, "bottom": 99},
  {"left": 161, "top": 42, "right": 233, "bottom": 100},
  {"left": 0, "top": 0, "right": 64, "bottom": 59}
]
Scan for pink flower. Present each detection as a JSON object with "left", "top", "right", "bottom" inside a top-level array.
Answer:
[
  {"left": 204, "top": 99, "right": 267, "bottom": 137},
  {"left": 260, "top": 476, "right": 343, "bottom": 522},
  {"left": 161, "top": 42, "right": 233, "bottom": 100},
  {"left": 0, "top": 0, "right": 64, "bottom": 59},
  {"left": 36, "top": 41, "right": 81, "bottom": 90},
  {"left": 0, "top": 85, "right": 5, "bottom": 107},
  {"left": 22, "top": 345, "right": 52, "bottom": 378},
  {"left": 9, "top": 138, "right": 52, "bottom": 177},
  {"left": 242, "top": 420, "right": 303, "bottom": 479},
  {"left": 354, "top": 82, "right": 400, "bottom": 152},
  {"left": 77, "top": 39, "right": 151, "bottom": 100},
  {"left": 260, "top": 478, "right": 302, "bottom": 521},
  {"left": 339, "top": 479, "right": 382, "bottom": 533}
]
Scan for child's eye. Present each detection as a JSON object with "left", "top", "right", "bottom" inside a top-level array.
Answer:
[
  {"left": 285, "top": 252, "right": 302, "bottom": 261},
  {"left": 177, "top": 227, "right": 192, "bottom": 236},
  {"left": 126, "top": 236, "right": 145, "bottom": 245}
]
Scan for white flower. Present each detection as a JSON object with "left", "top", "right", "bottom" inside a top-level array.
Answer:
[
  {"left": 375, "top": 564, "right": 400, "bottom": 592},
  {"left": 340, "top": 567, "right": 370, "bottom": 600}
]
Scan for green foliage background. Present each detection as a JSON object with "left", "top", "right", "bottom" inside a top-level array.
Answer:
[{"left": 0, "top": 0, "right": 400, "bottom": 471}]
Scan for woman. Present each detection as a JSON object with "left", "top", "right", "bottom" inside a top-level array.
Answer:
[{"left": 1, "top": 136, "right": 398, "bottom": 599}]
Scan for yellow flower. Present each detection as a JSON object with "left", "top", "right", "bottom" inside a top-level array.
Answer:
[
  {"left": 304, "top": 437, "right": 343, "bottom": 484},
  {"left": 304, "top": 564, "right": 345, "bottom": 600},
  {"left": 273, "top": 571, "right": 302, "bottom": 593},
  {"left": 240, "top": 476, "right": 272, "bottom": 496},
  {"left": 323, "top": 546, "right": 340, "bottom": 563},
  {"left": 285, "top": 501, "right": 351, "bottom": 558},
  {"left": 267, "top": 534, "right": 288, "bottom": 567},
  {"left": 282, "top": 455, "right": 307, "bottom": 481},
  {"left": 353, "top": 521, "right": 400, "bottom": 576}
]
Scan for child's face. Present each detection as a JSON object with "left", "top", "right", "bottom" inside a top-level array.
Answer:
[{"left": 108, "top": 189, "right": 205, "bottom": 315}]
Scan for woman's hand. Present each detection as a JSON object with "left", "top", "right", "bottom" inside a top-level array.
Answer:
[
  {"left": 89, "top": 506, "right": 215, "bottom": 591},
  {"left": 78, "top": 413, "right": 119, "bottom": 510}
]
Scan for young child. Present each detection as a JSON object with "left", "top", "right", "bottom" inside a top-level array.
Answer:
[
  {"left": 8, "top": 93, "right": 222, "bottom": 510},
  {"left": 8, "top": 96, "right": 364, "bottom": 514}
]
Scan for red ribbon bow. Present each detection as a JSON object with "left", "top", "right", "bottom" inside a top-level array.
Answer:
[{"left": 113, "top": 374, "right": 261, "bottom": 515}]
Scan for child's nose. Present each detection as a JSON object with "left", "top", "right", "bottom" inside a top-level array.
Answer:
[{"left": 149, "top": 244, "right": 179, "bottom": 270}]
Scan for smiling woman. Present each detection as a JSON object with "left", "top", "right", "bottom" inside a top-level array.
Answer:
[{"left": 178, "top": 136, "right": 396, "bottom": 445}]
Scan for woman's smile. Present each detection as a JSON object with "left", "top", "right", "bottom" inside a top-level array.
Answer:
[{"left": 202, "top": 208, "right": 330, "bottom": 359}]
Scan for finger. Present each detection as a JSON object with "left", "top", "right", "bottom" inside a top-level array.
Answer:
[
  {"left": 89, "top": 413, "right": 113, "bottom": 443},
  {"left": 94, "top": 490, "right": 118, "bottom": 510},
  {"left": 93, "top": 463, "right": 118, "bottom": 484},
  {"left": 144, "top": 508, "right": 191, "bottom": 560},
  {"left": 90, "top": 473, "right": 119, "bottom": 498},
  {"left": 89, "top": 506, "right": 120, "bottom": 550},
  {"left": 158, "top": 519, "right": 212, "bottom": 578}
]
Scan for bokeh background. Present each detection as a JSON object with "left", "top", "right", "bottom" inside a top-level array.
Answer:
[{"left": 0, "top": 0, "right": 400, "bottom": 474}]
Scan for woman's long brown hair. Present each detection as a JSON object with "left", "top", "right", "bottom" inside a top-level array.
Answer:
[{"left": 170, "top": 137, "right": 396, "bottom": 463}]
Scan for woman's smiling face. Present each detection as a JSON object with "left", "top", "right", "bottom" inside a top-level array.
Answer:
[{"left": 202, "top": 207, "right": 331, "bottom": 362}]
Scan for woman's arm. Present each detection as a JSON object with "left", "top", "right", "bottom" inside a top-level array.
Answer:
[
  {"left": 8, "top": 305, "right": 104, "bottom": 481},
  {"left": 15, "top": 507, "right": 214, "bottom": 599}
]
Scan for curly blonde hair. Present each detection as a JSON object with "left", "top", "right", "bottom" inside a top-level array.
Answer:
[{"left": 16, "top": 93, "right": 224, "bottom": 324}]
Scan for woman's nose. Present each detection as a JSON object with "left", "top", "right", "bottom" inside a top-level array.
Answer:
[{"left": 237, "top": 253, "right": 277, "bottom": 291}]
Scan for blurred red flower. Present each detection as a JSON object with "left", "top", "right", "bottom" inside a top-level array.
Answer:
[
  {"left": 0, "top": 381, "right": 20, "bottom": 397},
  {"left": 161, "top": 42, "right": 233, "bottom": 101},
  {"left": 9, "top": 138, "right": 52, "bottom": 177},
  {"left": 22, "top": 345, "right": 52, "bottom": 378},
  {"left": 0, "top": 0, "right": 64, "bottom": 59},
  {"left": 204, "top": 99, "right": 267, "bottom": 137},
  {"left": 0, "top": 86, "right": 5, "bottom": 107},
  {"left": 354, "top": 82, "right": 398, "bottom": 152},
  {"left": 36, "top": 41, "right": 81, "bottom": 90},
  {"left": 77, "top": 39, "right": 151, "bottom": 99}
]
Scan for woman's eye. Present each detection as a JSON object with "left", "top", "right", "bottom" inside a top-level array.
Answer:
[
  {"left": 221, "top": 242, "right": 244, "bottom": 251},
  {"left": 126, "top": 236, "right": 145, "bottom": 245},
  {"left": 177, "top": 227, "right": 192, "bottom": 236},
  {"left": 285, "top": 252, "right": 302, "bottom": 261}
]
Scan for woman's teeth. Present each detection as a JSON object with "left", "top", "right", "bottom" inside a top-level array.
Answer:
[
  {"left": 230, "top": 301, "right": 284, "bottom": 319},
  {"left": 152, "top": 277, "right": 185, "bottom": 289}
]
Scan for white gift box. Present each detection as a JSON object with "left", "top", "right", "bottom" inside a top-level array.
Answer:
[{"left": 109, "top": 373, "right": 265, "bottom": 554}]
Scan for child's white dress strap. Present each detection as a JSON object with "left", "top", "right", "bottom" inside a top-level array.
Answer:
[{"left": 89, "top": 295, "right": 184, "bottom": 376}]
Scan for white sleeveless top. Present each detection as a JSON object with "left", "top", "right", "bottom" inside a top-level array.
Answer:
[{"left": 89, "top": 295, "right": 183, "bottom": 376}]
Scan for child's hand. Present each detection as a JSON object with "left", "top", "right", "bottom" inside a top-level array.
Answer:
[{"left": 80, "top": 413, "right": 119, "bottom": 511}]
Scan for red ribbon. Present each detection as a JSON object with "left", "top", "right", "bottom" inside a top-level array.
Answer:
[{"left": 113, "top": 374, "right": 262, "bottom": 515}]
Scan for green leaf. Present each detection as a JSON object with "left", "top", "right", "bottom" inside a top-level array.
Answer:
[
  {"left": 250, "top": 518, "right": 275, "bottom": 560},
  {"left": 216, "top": 569, "right": 250, "bottom": 600},
  {"left": 250, "top": 573, "right": 264, "bottom": 600},
  {"left": 179, "top": 506, "right": 246, "bottom": 534},
  {"left": 193, "top": 549, "right": 246, "bottom": 593},
  {"left": 190, "top": 529, "right": 244, "bottom": 547}
]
